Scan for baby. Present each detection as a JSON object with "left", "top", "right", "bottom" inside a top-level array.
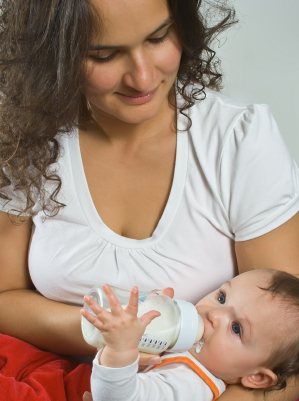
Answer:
[{"left": 80, "top": 269, "right": 299, "bottom": 401}]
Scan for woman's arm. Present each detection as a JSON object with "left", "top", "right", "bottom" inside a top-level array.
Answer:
[
  {"left": 235, "top": 212, "right": 299, "bottom": 276},
  {"left": 0, "top": 210, "right": 170, "bottom": 357},
  {"left": 0, "top": 210, "right": 96, "bottom": 355},
  {"left": 232, "top": 211, "right": 299, "bottom": 400}
]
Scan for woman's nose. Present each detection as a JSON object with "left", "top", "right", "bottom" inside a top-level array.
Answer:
[{"left": 122, "top": 50, "right": 158, "bottom": 93}]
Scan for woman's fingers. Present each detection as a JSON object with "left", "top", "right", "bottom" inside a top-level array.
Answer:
[
  {"left": 150, "top": 287, "right": 174, "bottom": 298},
  {"left": 139, "top": 310, "right": 161, "bottom": 326},
  {"left": 138, "top": 352, "right": 162, "bottom": 371},
  {"left": 83, "top": 391, "right": 93, "bottom": 401},
  {"left": 161, "top": 287, "right": 174, "bottom": 298}
]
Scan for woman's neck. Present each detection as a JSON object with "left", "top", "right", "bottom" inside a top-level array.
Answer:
[{"left": 85, "top": 89, "right": 177, "bottom": 148}]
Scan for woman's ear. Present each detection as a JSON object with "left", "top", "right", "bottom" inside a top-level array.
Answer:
[{"left": 241, "top": 368, "right": 278, "bottom": 389}]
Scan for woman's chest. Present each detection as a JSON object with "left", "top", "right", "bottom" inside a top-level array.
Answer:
[
  {"left": 29, "top": 129, "right": 237, "bottom": 306},
  {"left": 29, "top": 212, "right": 237, "bottom": 306},
  {"left": 79, "top": 132, "right": 177, "bottom": 240}
]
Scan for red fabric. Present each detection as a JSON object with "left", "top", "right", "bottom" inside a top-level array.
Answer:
[
  {"left": 0, "top": 334, "right": 91, "bottom": 401},
  {"left": 1, "top": 333, "right": 297, "bottom": 401}
]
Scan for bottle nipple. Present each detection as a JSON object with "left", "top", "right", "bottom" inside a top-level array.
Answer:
[
  {"left": 193, "top": 314, "right": 204, "bottom": 353},
  {"left": 194, "top": 314, "right": 204, "bottom": 343}
]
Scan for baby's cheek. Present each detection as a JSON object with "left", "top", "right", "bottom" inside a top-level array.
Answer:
[
  {"left": 199, "top": 340, "right": 232, "bottom": 378},
  {"left": 201, "top": 349, "right": 222, "bottom": 375}
]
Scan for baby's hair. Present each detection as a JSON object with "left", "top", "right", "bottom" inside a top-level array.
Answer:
[{"left": 260, "top": 269, "right": 299, "bottom": 391}]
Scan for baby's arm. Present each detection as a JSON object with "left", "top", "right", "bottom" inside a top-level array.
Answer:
[
  {"left": 90, "top": 352, "right": 215, "bottom": 401},
  {"left": 80, "top": 284, "right": 160, "bottom": 368},
  {"left": 81, "top": 285, "right": 215, "bottom": 401}
]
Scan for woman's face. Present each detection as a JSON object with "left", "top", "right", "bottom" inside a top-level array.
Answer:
[{"left": 85, "top": 0, "right": 182, "bottom": 125}]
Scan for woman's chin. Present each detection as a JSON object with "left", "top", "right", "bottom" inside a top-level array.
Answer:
[{"left": 112, "top": 104, "right": 163, "bottom": 125}]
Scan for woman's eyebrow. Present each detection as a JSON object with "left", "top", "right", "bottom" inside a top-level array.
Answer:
[
  {"left": 89, "top": 16, "right": 174, "bottom": 51},
  {"left": 149, "top": 16, "right": 174, "bottom": 36}
]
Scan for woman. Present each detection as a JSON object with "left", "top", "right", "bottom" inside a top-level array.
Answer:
[{"left": 0, "top": 0, "right": 298, "bottom": 400}]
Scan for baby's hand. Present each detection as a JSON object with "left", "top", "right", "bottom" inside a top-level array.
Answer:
[{"left": 80, "top": 284, "right": 161, "bottom": 368}]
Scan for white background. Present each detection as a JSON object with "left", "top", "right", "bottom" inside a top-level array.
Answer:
[{"left": 215, "top": 0, "right": 299, "bottom": 163}]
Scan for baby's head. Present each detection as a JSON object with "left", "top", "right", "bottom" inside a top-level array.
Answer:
[{"left": 193, "top": 269, "right": 299, "bottom": 390}]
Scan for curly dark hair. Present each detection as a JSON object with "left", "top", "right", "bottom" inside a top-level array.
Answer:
[
  {"left": 0, "top": 0, "right": 237, "bottom": 219},
  {"left": 260, "top": 270, "right": 299, "bottom": 391}
]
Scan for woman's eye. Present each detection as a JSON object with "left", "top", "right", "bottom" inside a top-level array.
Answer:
[
  {"left": 149, "top": 31, "right": 169, "bottom": 44},
  {"left": 232, "top": 322, "right": 241, "bottom": 336},
  {"left": 89, "top": 30, "right": 170, "bottom": 64},
  {"left": 89, "top": 52, "right": 117, "bottom": 64},
  {"left": 218, "top": 293, "right": 226, "bottom": 304}
]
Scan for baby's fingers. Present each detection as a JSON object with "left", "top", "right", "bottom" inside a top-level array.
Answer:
[
  {"left": 125, "top": 286, "right": 139, "bottom": 315},
  {"left": 84, "top": 295, "right": 105, "bottom": 316},
  {"left": 80, "top": 308, "right": 104, "bottom": 331},
  {"left": 102, "top": 284, "right": 124, "bottom": 316},
  {"left": 82, "top": 295, "right": 110, "bottom": 323},
  {"left": 139, "top": 310, "right": 161, "bottom": 327}
]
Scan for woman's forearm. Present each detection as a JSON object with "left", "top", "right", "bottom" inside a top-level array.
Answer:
[
  {"left": 0, "top": 289, "right": 96, "bottom": 355},
  {"left": 218, "top": 379, "right": 299, "bottom": 401}
]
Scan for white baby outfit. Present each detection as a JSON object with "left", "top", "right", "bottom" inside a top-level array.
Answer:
[
  {"left": 91, "top": 350, "right": 226, "bottom": 401},
  {"left": 1, "top": 89, "right": 299, "bottom": 306}
]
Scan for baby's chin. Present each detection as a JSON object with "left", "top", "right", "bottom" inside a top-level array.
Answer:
[{"left": 188, "top": 345, "right": 205, "bottom": 365}]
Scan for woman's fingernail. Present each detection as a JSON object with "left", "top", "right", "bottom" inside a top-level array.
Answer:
[
  {"left": 84, "top": 295, "right": 90, "bottom": 302},
  {"left": 83, "top": 392, "right": 92, "bottom": 401},
  {"left": 149, "top": 357, "right": 162, "bottom": 365}
]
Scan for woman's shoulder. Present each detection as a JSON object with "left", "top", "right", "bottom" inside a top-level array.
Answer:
[
  {"left": 188, "top": 87, "right": 275, "bottom": 149},
  {"left": 191, "top": 87, "right": 270, "bottom": 124},
  {"left": 202, "top": 87, "right": 248, "bottom": 108}
]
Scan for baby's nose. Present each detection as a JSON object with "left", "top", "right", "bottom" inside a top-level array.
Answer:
[{"left": 207, "top": 306, "right": 233, "bottom": 328}]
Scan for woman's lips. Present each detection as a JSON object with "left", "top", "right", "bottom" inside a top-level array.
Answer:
[{"left": 116, "top": 86, "right": 159, "bottom": 105}]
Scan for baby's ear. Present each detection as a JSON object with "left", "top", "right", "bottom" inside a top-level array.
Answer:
[{"left": 241, "top": 368, "right": 278, "bottom": 389}]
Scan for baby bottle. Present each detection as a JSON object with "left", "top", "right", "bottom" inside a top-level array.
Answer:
[{"left": 81, "top": 286, "right": 204, "bottom": 354}]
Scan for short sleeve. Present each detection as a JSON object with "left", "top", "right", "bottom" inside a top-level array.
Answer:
[{"left": 219, "top": 103, "right": 299, "bottom": 241}]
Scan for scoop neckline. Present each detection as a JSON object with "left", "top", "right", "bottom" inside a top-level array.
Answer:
[{"left": 69, "top": 111, "right": 189, "bottom": 249}]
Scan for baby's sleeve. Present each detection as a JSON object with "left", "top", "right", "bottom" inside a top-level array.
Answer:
[
  {"left": 219, "top": 103, "right": 299, "bottom": 241},
  {"left": 90, "top": 353, "right": 214, "bottom": 401}
]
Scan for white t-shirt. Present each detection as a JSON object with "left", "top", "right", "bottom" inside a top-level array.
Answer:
[
  {"left": 1, "top": 89, "right": 299, "bottom": 306},
  {"left": 91, "top": 350, "right": 226, "bottom": 401}
]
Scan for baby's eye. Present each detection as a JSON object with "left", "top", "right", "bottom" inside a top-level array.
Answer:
[
  {"left": 218, "top": 292, "right": 226, "bottom": 304},
  {"left": 232, "top": 322, "right": 241, "bottom": 336}
]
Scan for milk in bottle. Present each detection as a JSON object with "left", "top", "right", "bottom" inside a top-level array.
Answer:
[{"left": 81, "top": 286, "right": 204, "bottom": 354}]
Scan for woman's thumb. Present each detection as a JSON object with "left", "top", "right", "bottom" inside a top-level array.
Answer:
[{"left": 83, "top": 391, "right": 93, "bottom": 401}]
